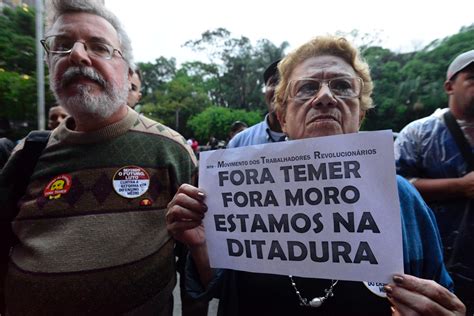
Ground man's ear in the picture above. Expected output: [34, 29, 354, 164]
[444, 80, 454, 95]
[358, 110, 366, 128]
[277, 109, 287, 134]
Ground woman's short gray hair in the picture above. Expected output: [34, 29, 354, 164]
[47, 0, 134, 69]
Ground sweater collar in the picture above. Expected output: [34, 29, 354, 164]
[53, 108, 139, 144]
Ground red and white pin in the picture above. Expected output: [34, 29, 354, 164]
[44, 174, 72, 200]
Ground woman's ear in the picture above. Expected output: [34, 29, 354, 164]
[358, 110, 366, 128]
[277, 110, 287, 134]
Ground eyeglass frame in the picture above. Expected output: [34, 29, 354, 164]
[284, 76, 364, 104]
[40, 35, 124, 60]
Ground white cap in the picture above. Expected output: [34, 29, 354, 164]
[447, 50, 474, 80]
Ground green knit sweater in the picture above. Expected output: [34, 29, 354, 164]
[1, 109, 196, 315]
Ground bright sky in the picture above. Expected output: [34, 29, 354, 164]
[106, 0, 473, 65]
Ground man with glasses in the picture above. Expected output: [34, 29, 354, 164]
[0, 0, 196, 315]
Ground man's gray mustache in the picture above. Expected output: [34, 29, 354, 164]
[60, 67, 107, 89]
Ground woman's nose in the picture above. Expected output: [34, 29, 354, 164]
[310, 83, 337, 107]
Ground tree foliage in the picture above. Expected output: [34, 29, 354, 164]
[0, 5, 36, 74]
[183, 28, 288, 109]
[0, 70, 37, 121]
[137, 25, 474, 139]
[138, 29, 288, 140]
[0, 5, 56, 133]
[187, 106, 261, 142]
[140, 66, 212, 137]
[3, 5, 474, 142]
[138, 57, 177, 102]
[363, 24, 474, 132]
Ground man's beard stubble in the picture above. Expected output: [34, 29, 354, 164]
[51, 66, 129, 120]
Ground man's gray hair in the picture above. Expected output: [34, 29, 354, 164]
[47, 0, 134, 69]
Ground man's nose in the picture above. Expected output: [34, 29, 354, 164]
[68, 41, 92, 66]
[310, 83, 337, 107]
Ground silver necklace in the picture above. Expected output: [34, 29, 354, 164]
[289, 275, 338, 308]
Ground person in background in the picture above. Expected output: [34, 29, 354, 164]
[227, 60, 285, 148]
[0, 138, 14, 170]
[0, 120, 15, 169]
[47, 104, 69, 130]
[127, 67, 142, 110]
[166, 35, 466, 316]
[187, 138, 193, 147]
[228, 120, 248, 141]
[0, 0, 196, 315]
[395, 49, 474, 314]
[191, 138, 199, 154]
[207, 135, 219, 150]
[187, 138, 199, 156]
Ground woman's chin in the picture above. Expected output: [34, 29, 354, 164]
[302, 123, 343, 138]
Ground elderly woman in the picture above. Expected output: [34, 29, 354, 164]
[166, 36, 466, 315]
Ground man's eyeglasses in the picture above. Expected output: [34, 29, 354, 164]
[287, 77, 363, 103]
[40, 35, 123, 60]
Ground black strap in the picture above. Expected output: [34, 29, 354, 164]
[443, 110, 472, 267]
[443, 110, 474, 171]
[9, 130, 51, 209]
[0, 130, 50, 313]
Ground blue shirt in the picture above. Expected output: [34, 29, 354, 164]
[227, 114, 285, 148]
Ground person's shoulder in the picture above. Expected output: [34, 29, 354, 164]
[226, 134, 241, 148]
[131, 114, 181, 140]
[236, 121, 266, 137]
[227, 121, 266, 148]
[396, 110, 446, 147]
[228, 127, 250, 148]
[0, 137, 15, 151]
[131, 114, 196, 160]
[400, 109, 445, 134]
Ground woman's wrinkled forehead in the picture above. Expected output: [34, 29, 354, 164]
[289, 55, 356, 80]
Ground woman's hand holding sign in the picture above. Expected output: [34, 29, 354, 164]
[166, 183, 207, 247]
[385, 274, 466, 316]
[166, 183, 213, 286]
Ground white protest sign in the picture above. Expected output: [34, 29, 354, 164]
[198, 130, 403, 283]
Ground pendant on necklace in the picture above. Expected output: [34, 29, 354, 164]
[289, 275, 338, 308]
[309, 297, 324, 308]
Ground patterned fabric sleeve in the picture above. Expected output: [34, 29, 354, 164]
[397, 176, 454, 291]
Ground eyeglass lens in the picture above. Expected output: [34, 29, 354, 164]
[44, 36, 114, 59]
[293, 77, 361, 100]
